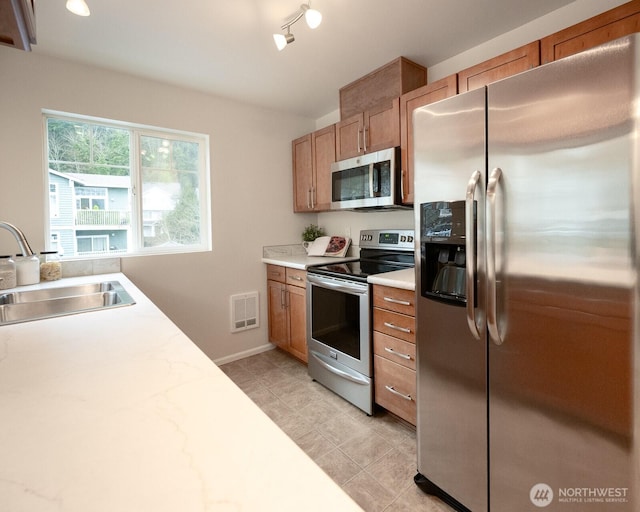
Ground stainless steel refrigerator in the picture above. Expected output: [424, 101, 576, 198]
[413, 35, 639, 512]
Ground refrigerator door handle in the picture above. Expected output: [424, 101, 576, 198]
[465, 170, 482, 340]
[487, 167, 503, 345]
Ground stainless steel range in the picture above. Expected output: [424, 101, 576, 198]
[306, 229, 414, 414]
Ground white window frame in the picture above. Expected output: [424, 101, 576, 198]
[43, 110, 212, 258]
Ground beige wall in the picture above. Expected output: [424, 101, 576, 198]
[0, 48, 316, 362]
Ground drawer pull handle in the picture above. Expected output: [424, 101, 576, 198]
[384, 322, 411, 334]
[289, 275, 304, 281]
[383, 296, 411, 306]
[385, 385, 412, 401]
[384, 347, 412, 360]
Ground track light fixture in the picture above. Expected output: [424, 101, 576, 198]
[66, 0, 90, 16]
[273, 2, 322, 51]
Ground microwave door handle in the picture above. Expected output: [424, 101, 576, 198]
[370, 163, 381, 196]
[369, 164, 375, 198]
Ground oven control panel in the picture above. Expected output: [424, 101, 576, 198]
[359, 229, 415, 251]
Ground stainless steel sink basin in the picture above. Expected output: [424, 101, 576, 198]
[0, 280, 135, 325]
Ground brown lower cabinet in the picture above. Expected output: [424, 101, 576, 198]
[267, 264, 308, 363]
[372, 285, 416, 425]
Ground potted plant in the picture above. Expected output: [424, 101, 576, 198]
[301, 224, 325, 252]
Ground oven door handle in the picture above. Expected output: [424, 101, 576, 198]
[307, 274, 368, 295]
[310, 351, 370, 385]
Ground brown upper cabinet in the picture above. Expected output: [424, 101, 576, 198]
[0, 0, 35, 51]
[458, 41, 540, 93]
[541, 0, 640, 64]
[292, 124, 335, 212]
[399, 75, 458, 205]
[335, 98, 400, 161]
[339, 57, 427, 120]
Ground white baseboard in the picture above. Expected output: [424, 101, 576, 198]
[213, 343, 276, 366]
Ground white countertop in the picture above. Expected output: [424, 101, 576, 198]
[367, 268, 416, 291]
[262, 254, 358, 270]
[0, 273, 362, 512]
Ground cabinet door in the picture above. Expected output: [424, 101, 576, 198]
[287, 284, 308, 363]
[541, 0, 640, 64]
[364, 98, 400, 154]
[373, 307, 415, 343]
[267, 280, 288, 349]
[336, 113, 364, 160]
[372, 284, 417, 317]
[312, 124, 335, 211]
[458, 41, 540, 93]
[399, 75, 457, 204]
[374, 355, 416, 425]
[292, 134, 314, 212]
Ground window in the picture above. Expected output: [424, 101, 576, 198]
[49, 232, 63, 256]
[44, 111, 211, 258]
[49, 183, 59, 218]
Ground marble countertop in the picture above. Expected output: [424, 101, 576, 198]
[262, 244, 357, 270]
[262, 254, 358, 269]
[367, 268, 416, 291]
[0, 273, 362, 512]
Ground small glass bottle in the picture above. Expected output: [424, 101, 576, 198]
[0, 255, 16, 290]
[39, 251, 62, 281]
[15, 254, 40, 286]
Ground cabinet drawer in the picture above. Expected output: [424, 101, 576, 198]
[373, 308, 415, 343]
[286, 268, 307, 288]
[373, 285, 415, 316]
[266, 264, 285, 283]
[374, 355, 416, 425]
[373, 331, 415, 371]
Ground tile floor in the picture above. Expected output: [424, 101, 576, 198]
[219, 348, 455, 512]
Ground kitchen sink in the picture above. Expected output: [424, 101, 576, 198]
[0, 280, 135, 325]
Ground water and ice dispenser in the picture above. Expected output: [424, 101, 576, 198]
[420, 201, 475, 306]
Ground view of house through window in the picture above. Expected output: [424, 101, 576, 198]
[44, 112, 210, 258]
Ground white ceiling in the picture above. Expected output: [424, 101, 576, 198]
[33, 0, 578, 119]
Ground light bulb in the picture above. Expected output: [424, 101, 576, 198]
[304, 8, 322, 29]
[273, 32, 294, 51]
[273, 33, 287, 51]
[66, 0, 90, 16]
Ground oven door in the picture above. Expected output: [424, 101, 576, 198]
[306, 273, 371, 377]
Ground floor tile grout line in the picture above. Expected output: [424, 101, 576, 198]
[220, 349, 455, 512]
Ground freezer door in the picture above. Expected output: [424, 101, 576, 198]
[413, 87, 488, 512]
[487, 36, 637, 511]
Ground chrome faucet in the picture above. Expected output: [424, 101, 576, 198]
[0, 222, 35, 257]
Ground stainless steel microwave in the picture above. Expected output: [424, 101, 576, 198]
[330, 147, 405, 210]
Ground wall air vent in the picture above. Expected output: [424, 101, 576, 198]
[230, 292, 259, 333]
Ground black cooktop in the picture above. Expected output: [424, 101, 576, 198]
[307, 249, 415, 283]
